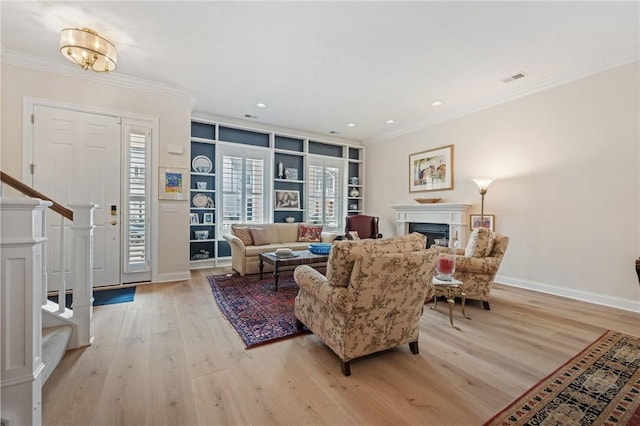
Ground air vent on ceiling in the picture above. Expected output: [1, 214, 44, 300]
[244, 114, 258, 119]
[329, 130, 340, 135]
[501, 72, 527, 83]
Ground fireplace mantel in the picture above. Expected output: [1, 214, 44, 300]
[390, 203, 472, 245]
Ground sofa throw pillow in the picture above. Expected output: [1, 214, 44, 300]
[250, 227, 270, 246]
[464, 227, 496, 257]
[297, 224, 323, 242]
[231, 226, 254, 246]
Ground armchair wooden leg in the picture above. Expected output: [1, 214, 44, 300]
[341, 360, 351, 376]
[482, 301, 491, 310]
[409, 341, 419, 354]
[295, 319, 305, 331]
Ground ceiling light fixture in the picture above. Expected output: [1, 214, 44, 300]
[60, 28, 117, 73]
[431, 101, 443, 106]
[256, 103, 267, 108]
[386, 119, 395, 124]
[347, 123, 355, 127]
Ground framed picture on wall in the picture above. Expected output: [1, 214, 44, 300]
[275, 190, 300, 209]
[470, 214, 495, 231]
[409, 145, 454, 192]
[159, 167, 188, 200]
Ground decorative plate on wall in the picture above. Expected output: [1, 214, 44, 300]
[192, 193, 208, 208]
[192, 155, 212, 173]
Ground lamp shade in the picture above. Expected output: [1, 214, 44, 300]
[472, 178, 494, 191]
[60, 28, 117, 72]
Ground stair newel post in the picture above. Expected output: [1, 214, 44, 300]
[68, 203, 96, 347]
[57, 215, 66, 313]
[1, 197, 52, 426]
[41, 207, 49, 306]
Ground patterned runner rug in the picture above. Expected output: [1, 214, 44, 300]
[484, 330, 640, 426]
[208, 270, 310, 348]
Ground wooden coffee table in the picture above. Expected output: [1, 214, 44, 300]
[259, 250, 329, 291]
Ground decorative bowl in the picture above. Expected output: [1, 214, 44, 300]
[414, 198, 441, 204]
[285, 216, 295, 223]
[309, 243, 332, 255]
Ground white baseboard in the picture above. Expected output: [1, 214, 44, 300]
[153, 271, 192, 283]
[496, 275, 640, 313]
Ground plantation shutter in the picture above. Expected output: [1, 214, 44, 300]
[307, 158, 342, 232]
[124, 127, 150, 274]
[220, 146, 268, 229]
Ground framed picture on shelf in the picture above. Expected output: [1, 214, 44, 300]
[470, 214, 495, 231]
[409, 145, 454, 192]
[159, 167, 188, 200]
[190, 213, 199, 224]
[275, 190, 300, 209]
[203, 213, 214, 224]
[284, 168, 298, 180]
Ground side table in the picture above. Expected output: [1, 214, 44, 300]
[430, 277, 470, 330]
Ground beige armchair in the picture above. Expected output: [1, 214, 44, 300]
[293, 233, 437, 376]
[432, 229, 509, 310]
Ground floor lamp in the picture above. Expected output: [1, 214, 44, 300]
[472, 178, 494, 228]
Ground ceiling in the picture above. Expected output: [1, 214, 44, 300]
[1, 1, 638, 144]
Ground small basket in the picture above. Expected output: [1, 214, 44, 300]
[309, 243, 332, 255]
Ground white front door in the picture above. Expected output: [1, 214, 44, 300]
[31, 105, 121, 288]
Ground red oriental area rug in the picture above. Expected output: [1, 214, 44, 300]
[208, 270, 310, 348]
[484, 330, 640, 426]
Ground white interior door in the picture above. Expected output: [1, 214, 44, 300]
[32, 105, 121, 288]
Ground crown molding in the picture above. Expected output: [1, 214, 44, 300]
[1, 48, 192, 101]
[365, 44, 640, 145]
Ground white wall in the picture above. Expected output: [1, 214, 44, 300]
[366, 62, 640, 311]
[1, 63, 192, 281]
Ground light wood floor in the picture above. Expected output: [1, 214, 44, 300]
[43, 268, 640, 426]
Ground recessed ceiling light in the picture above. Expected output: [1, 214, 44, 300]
[385, 119, 395, 124]
[347, 123, 355, 127]
[432, 101, 443, 106]
[256, 102, 267, 108]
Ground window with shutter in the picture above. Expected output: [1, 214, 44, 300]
[307, 157, 342, 232]
[124, 127, 150, 274]
[220, 145, 269, 230]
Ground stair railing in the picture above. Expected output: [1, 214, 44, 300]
[0, 171, 94, 347]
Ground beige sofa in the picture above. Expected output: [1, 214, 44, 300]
[222, 223, 338, 276]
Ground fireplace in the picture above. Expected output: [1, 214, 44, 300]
[408, 222, 449, 248]
[391, 203, 472, 247]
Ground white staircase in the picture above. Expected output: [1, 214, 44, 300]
[1, 197, 95, 426]
[41, 325, 73, 384]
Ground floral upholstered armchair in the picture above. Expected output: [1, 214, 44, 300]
[293, 233, 437, 376]
[433, 228, 509, 310]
